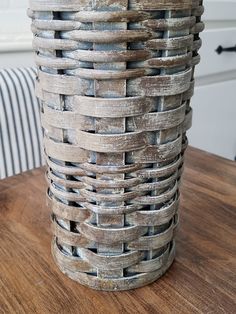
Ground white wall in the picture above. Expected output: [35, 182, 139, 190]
[0, 0, 34, 68]
[188, 0, 236, 160]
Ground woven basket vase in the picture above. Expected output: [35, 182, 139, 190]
[29, 0, 204, 291]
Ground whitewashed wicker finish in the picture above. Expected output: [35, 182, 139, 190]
[29, 0, 204, 290]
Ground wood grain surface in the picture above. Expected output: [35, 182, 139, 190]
[0, 146, 235, 313]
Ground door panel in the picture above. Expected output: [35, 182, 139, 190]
[196, 28, 236, 78]
[189, 80, 236, 160]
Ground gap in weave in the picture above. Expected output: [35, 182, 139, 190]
[123, 269, 139, 277]
[53, 10, 79, 257]
[142, 219, 173, 237]
[56, 240, 75, 257]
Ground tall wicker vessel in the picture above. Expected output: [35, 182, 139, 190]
[29, 0, 204, 291]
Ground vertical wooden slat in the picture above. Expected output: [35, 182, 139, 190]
[93, 0, 128, 279]
[150, 9, 191, 259]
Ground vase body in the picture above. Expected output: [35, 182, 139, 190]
[29, 0, 204, 290]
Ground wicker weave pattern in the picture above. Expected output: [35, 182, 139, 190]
[29, 0, 204, 290]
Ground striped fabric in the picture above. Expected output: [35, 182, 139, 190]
[0, 68, 44, 179]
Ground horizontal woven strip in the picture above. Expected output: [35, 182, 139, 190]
[38, 68, 192, 96]
[53, 239, 173, 272]
[30, 0, 197, 11]
[42, 101, 186, 126]
[44, 136, 183, 162]
[29, 10, 201, 30]
[52, 215, 177, 248]
[52, 241, 175, 290]
[47, 180, 179, 219]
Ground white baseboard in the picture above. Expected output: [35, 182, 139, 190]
[0, 51, 34, 69]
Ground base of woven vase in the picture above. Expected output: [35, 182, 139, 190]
[52, 240, 175, 291]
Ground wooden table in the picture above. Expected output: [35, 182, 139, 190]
[0, 147, 235, 314]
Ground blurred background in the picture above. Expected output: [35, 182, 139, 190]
[0, 0, 236, 179]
